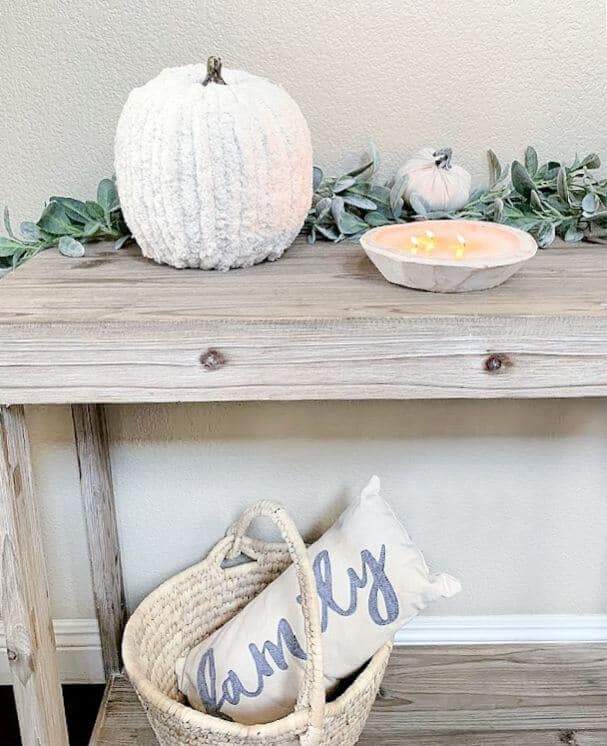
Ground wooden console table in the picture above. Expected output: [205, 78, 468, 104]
[1, 238, 606, 744]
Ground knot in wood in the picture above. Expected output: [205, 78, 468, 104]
[7, 648, 17, 662]
[199, 348, 226, 371]
[559, 731, 578, 746]
[484, 353, 509, 373]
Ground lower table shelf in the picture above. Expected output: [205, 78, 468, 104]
[90, 644, 607, 745]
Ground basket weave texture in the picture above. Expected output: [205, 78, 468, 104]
[123, 501, 392, 745]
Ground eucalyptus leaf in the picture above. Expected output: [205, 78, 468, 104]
[50, 197, 90, 223]
[540, 161, 562, 179]
[37, 202, 71, 235]
[344, 182, 371, 197]
[367, 142, 380, 179]
[97, 178, 119, 211]
[543, 193, 570, 213]
[331, 196, 346, 228]
[83, 221, 103, 237]
[369, 186, 393, 207]
[316, 224, 341, 241]
[364, 211, 390, 227]
[342, 194, 377, 210]
[525, 146, 538, 176]
[86, 201, 105, 221]
[581, 153, 601, 170]
[512, 217, 540, 233]
[391, 197, 404, 219]
[409, 193, 429, 216]
[556, 167, 570, 204]
[582, 193, 597, 214]
[530, 190, 544, 211]
[535, 222, 556, 248]
[390, 174, 407, 200]
[114, 234, 132, 250]
[488, 150, 502, 185]
[511, 161, 534, 200]
[312, 166, 323, 191]
[11, 247, 26, 268]
[564, 226, 584, 242]
[337, 212, 369, 235]
[347, 183, 391, 206]
[58, 236, 85, 258]
[468, 187, 486, 202]
[344, 160, 374, 181]
[315, 196, 332, 217]
[332, 176, 357, 194]
[502, 205, 526, 219]
[493, 197, 504, 222]
[20, 221, 42, 241]
[0, 237, 25, 256]
[390, 176, 407, 218]
[3, 206, 15, 239]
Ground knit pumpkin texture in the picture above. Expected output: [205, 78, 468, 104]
[115, 58, 312, 270]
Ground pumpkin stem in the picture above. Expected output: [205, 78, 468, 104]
[433, 148, 453, 170]
[203, 56, 227, 86]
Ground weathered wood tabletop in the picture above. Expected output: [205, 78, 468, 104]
[1, 238, 606, 403]
[2, 238, 606, 746]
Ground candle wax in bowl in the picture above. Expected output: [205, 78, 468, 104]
[366, 221, 535, 266]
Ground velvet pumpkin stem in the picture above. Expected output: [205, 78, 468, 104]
[203, 56, 227, 86]
[433, 148, 453, 169]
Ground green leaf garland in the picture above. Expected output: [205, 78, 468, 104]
[0, 177, 131, 269]
[306, 145, 607, 249]
[2, 146, 606, 270]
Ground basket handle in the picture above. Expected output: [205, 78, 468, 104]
[223, 501, 324, 746]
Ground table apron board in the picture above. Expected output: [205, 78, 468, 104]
[1, 316, 607, 403]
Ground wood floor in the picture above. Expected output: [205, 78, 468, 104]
[91, 645, 607, 745]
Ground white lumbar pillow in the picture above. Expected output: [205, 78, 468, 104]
[176, 477, 461, 725]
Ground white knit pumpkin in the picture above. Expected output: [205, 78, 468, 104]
[115, 57, 312, 270]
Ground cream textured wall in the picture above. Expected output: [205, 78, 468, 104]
[2, 1, 607, 622]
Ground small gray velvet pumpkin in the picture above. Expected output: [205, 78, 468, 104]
[115, 57, 312, 270]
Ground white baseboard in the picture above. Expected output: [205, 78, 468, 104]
[0, 619, 105, 685]
[1, 615, 606, 685]
[394, 614, 607, 645]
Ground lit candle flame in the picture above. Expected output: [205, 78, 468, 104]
[403, 231, 468, 259]
[455, 233, 466, 259]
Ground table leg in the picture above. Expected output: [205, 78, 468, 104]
[0, 405, 69, 746]
[72, 404, 126, 677]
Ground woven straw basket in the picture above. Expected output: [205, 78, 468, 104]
[123, 501, 392, 745]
